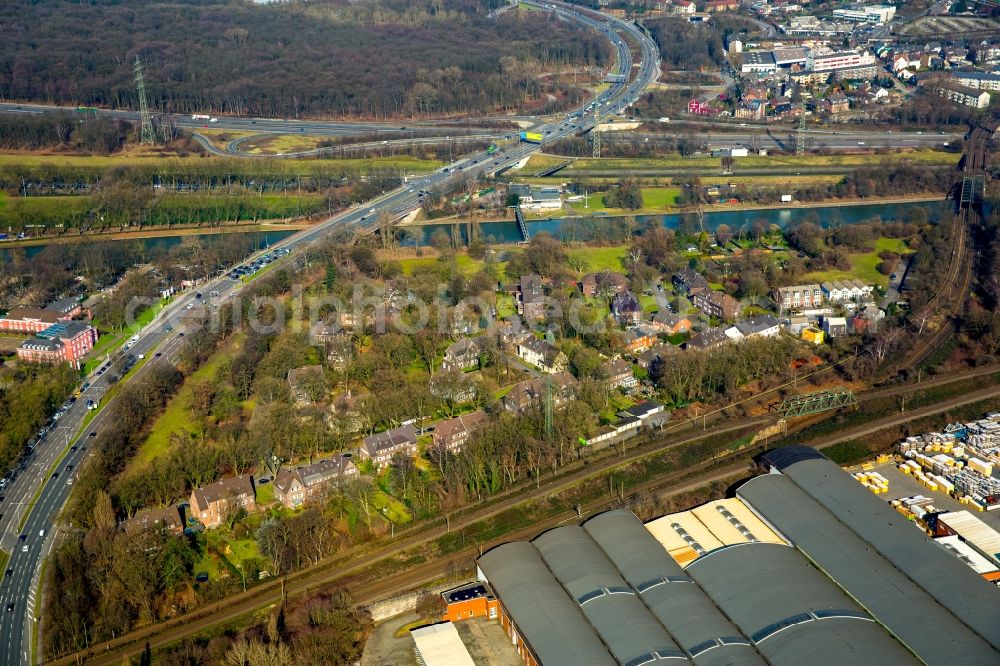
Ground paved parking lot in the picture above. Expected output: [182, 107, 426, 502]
[872, 461, 1000, 532]
[360, 612, 522, 666]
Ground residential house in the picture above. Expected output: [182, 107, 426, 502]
[190, 476, 257, 529]
[433, 411, 489, 454]
[704, 0, 737, 11]
[273, 455, 359, 508]
[502, 372, 577, 414]
[310, 320, 341, 345]
[518, 274, 546, 321]
[693, 290, 741, 322]
[16, 321, 98, 370]
[673, 0, 696, 13]
[611, 291, 643, 326]
[650, 313, 691, 336]
[732, 314, 781, 339]
[823, 92, 850, 114]
[635, 343, 675, 370]
[622, 326, 658, 354]
[442, 338, 481, 372]
[331, 391, 364, 435]
[773, 284, 823, 311]
[286, 365, 325, 405]
[498, 320, 533, 352]
[851, 305, 885, 334]
[785, 315, 811, 335]
[580, 271, 628, 298]
[685, 326, 731, 350]
[360, 424, 418, 469]
[325, 333, 354, 370]
[672, 268, 709, 297]
[602, 358, 637, 391]
[821, 279, 874, 304]
[517, 338, 567, 373]
[120, 506, 184, 535]
[924, 80, 991, 109]
[823, 316, 848, 338]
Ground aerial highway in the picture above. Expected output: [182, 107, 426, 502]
[0, 102, 504, 139]
[0, 1, 661, 663]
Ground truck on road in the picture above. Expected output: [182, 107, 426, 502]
[520, 131, 544, 144]
[192, 114, 210, 120]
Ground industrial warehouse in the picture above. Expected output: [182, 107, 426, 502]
[471, 447, 1000, 666]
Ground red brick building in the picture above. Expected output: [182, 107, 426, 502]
[440, 582, 499, 623]
[16, 322, 97, 370]
[0, 298, 82, 333]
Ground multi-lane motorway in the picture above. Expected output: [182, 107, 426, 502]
[0, 1, 661, 663]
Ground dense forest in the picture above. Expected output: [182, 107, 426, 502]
[0, 0, 611, 118]
[646, 17, 725, 71]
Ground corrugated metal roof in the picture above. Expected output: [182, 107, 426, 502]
[646, 513, 724, 562]
[410, 622, 476, 666]
[686, 542, 916, 666]
[936, 535, 1000, 575]
[584, 511, 767, 666]
[938, 511, 1000, 566]
[738, 473, 1000, 665]
[477, 542, 616, 666]
[778, 457, 1000, 650]
[533, 526, 688, 665]
[758, 444, 825, 471]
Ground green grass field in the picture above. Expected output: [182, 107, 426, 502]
[804, 237, 911, 286]
[567, 246, 627, 274]
[397, 253, 483, 277]
[567, 187, 681, 214]
[527, 148, 959, 176]
[129, 333, 245, 469]
[0, 192, 329, 229]
[0, 152, 442, 174]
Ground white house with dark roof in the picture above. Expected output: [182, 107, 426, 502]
[517, 338, 567, 373]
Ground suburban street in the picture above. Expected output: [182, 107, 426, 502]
[0, 1, 662, 662]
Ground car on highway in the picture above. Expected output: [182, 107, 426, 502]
[65, 464, 73, 471]
[51, 472, 59, 479]
[5, 569, 11, 578]
[70, 446, 77, 452]
[6, 604, 13, 612]
[18, 534, 25, 542]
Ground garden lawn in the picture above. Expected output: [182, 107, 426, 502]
[373, 490, 411, 524]
[256, 482, 276, 506]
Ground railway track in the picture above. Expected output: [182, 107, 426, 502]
[890, 124, 989, 378]
[50, 362, 1000, 665]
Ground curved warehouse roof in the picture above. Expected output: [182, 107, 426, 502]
[738, 473, 1000, 665]
[476, 541, 615, 666]
[775, 455, 1000, 650]
[533, 526, 686, 666]
[687, 542, 916, 666]
[584, 510, 767, 666]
